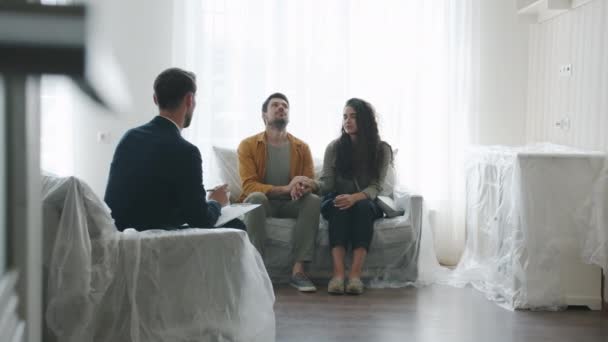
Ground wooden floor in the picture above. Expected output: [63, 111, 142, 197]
[274, 284, 608, 342]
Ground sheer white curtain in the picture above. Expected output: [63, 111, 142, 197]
[40, 0, 75, 176]
[40, 76, 75, 176]
[172, 0, 479, 265]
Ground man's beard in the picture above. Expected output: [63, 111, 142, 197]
[184, 112, 192, 128]
[269, 118, 288, 130]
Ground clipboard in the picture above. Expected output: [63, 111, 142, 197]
[214, 203, 260, 227]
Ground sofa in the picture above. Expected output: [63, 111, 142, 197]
[213, 146, 423, 286]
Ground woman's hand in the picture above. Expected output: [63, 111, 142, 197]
[289, 176, 316, 200]
[333, 192, 366, 210]
[290, 182, 306, 200]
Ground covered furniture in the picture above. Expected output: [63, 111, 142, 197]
[456, 144, 606, 310]
[213, 146, 423, 286]
[42, 175, 275, 342]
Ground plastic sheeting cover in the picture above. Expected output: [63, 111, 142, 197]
[212, 146, 428, 288]
[450, 144, 607, 310]
[577, 161, 608, 273]
[42, 175, 276, 342]
[259, 189, 423, 287]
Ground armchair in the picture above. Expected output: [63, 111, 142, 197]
[42, 175, 275, 342]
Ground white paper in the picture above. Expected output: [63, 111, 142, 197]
[377, 195, 405, 217]
[377, 196, 398, 210]
[215, 203, 260, 227]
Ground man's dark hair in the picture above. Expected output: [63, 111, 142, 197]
[261, 92, 289, 113]
[153, 68, 197, 110]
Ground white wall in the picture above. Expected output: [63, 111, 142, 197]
[526, 0, 608, 304]
[477, 0, 529, 146]
[71, 0, 531, 197]
[527, 0, 608, 150]
[71, 0, 175, 196]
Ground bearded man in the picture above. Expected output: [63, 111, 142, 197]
[237, 93, 320, 292]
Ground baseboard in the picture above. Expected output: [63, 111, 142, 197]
[565, 295, 603, 310]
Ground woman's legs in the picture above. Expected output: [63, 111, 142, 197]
[349, 247, 367, 279]
[348, 199, 381, 278]
[331, 246, 346, 279]
[326, 198, 380, 291]
[327, 207, 350, 279]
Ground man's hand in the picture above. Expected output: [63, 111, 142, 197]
[268, 176, 316, 199]
[208, 184, 229, 207]
[289, 176, 315, 200]
[333, 193, 366, 210]
[290, 181, 311, 200]
[288, 176, 309, 189]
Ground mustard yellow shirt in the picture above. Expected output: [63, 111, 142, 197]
[237, 131, 315, 202]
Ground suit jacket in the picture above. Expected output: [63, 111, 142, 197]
[104, 116, 221, 231]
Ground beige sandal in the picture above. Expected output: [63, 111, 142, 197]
[327, 277, 345, 294]
[346, 277, 364, 295]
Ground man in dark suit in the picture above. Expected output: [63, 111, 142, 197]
[104, 68, 244, 231]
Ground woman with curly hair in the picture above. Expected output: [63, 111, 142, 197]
[318, 98, 393, 295]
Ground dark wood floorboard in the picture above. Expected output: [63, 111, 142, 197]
[274, 284, 608, 342]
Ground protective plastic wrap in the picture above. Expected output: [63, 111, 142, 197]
[42, 175, 276, 342]
[576, 161, 608, 273]
[261, 189, 422, 287]
[213, 146, 423, 288]
[451, 144, 606, 310]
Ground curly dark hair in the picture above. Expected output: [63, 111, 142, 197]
[335, 98, 393, 181]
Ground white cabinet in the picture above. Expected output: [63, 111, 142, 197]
[460, 144, 604, 309]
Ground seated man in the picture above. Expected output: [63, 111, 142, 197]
[238, 92, 320, 292]
[105, 67, 244, 231]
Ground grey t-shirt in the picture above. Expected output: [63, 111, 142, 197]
[264, 142, 291, 189]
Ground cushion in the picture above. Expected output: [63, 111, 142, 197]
[212, 146, 242, 203]
[381, 148, 398, 196]
[213, 146, 398, 200]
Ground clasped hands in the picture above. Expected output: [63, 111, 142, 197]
[289, 176, 315, 200]
[333, 192, 367, 210]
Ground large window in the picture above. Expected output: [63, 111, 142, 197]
[40, 76, 74, 176]
[40, 0, 75, 177]
[173, 0, 479, 264]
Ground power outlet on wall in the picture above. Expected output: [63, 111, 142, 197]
[559, 64, 572, 77]
[555, 117, 571, 131]
[97, 131, 112, 144]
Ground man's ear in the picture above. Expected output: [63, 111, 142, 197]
[153, 94, 159, 105]
[185, 92, 194, 108]
[262, 112, 267, 125]
[186, 92, 195, 107]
